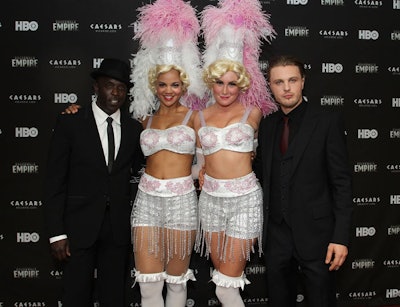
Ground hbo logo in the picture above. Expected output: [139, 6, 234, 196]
[322, 63, 343, 73]
[54, 93, 78, 103]
[358, 129, 378, 139]
[356, 227, 376, 237]
[15, 127, 38, 138]
[359, 30, 379, 40]
[287, 0, 308, 4]
[17, 232, 40, 243]
[93, 58, 104, 69]
[15, 21, 39, 31]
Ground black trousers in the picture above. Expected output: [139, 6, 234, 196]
[62, 210, 130, 307]
[265, 219, 337, 307]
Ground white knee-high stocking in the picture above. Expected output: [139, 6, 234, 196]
[135, 271, 166, 307]
[212, 270, 250, 307]
[165, 269, 196, 307]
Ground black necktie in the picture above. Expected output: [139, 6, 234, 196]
[280, 116, 289, 155]
[106, 117, 115, 173]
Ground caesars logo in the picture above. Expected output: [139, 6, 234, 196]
[355, 226, 376, 237]
[388, 66, 400, 75]
[90, 23, 122, 32]
[348, 291, 376, 299]
[354, 98, 382, 107]
[53, 20, 79, 31]
[354, 0, 383, 7]
[383, 259, 400, 268]
[14, 303, 46, 307]
[11, 200, 42, 209]
[9, 94, 42, 104]
[15, 21, 38, 31]
[49, 59, 82, 68]
[321, 0, 344, 5]
[50, 270, 63, 278]
[353, 197, 380, 206]
[243, 298, 269, 304]
[387, 164, 400, 172]
[319, 29, 348, 39]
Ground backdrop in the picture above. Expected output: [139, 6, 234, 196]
[1, 0, 399, 306]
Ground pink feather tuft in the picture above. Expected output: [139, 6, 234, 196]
[202, 0, 275, 46]
[135, 0, 200, 47]
[201, 0, 278, 115]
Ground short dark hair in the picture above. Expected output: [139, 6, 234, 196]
[266, 55, 305, 81]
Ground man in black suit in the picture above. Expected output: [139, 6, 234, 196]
[254, 55, 353, 307]
[44, 58, 144, 306]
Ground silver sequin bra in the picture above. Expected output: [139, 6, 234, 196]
[140, 110, 195, 157]
[198, 108, 254, 156]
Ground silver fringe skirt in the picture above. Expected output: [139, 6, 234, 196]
[195, 172, 263, 262]
[131, 173, 198, 262]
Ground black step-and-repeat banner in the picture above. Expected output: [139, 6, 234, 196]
[1, 0, 399, 306]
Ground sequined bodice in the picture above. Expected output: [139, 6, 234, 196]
[140, 110, 195, 156]
[198, 108, 254, 155]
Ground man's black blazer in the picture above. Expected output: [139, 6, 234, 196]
[254, 103, 353, 260]
[44, 106, 143, 248]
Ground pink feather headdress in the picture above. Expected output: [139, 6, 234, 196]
[201, 0, 278, 115]
[129, 0, 206, 119]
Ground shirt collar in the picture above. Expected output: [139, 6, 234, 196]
[92, 101, 121, 126]
[280, 99, 307, 121]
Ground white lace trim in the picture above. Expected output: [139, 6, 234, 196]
[202, 172, 259, 197]
[139, 173, 195, 197]
[133, 270, 167, 287]
[211, 270, 250, 290]
[166, 269, 196, 287]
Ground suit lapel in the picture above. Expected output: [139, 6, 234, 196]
[113, 113, 130, 170]
[84, 107, 109, 171]
[263, 115, 279, 183]
[290, 105, 319, 177]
